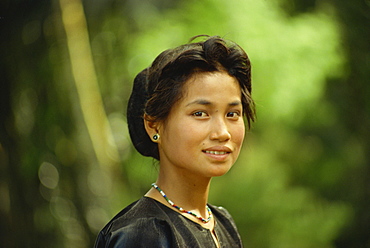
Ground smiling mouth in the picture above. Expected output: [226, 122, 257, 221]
[203, 151, 230, 155]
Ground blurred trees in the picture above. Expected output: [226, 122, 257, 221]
[279, 0, 370, 247]
[0, 0, 368, 247]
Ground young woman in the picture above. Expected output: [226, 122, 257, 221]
[95, 35, 255, 248]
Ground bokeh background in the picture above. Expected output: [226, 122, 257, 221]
[1, 0, 369, 247]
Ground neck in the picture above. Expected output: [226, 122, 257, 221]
[147, 166, 212, 217]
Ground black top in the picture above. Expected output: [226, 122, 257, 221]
[94, 197, 243, 248]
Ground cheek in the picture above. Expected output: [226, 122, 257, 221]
[160, 124, 200, 161]
[163, 122, 197, 146]
[177, 123, 203, 143]
[233, 125, 245, 147]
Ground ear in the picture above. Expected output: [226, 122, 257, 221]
[144, 114, 161, 142]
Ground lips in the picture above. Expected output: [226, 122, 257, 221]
[203, 146, 232, 153]
[202, 146, 232, 161]
[204, 150, 228, 155]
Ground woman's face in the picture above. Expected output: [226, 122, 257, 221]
[156, 71, 245, 179]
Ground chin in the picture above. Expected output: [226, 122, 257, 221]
[208, 167, 232, 178]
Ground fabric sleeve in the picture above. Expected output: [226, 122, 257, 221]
[94, 217, 175, 248]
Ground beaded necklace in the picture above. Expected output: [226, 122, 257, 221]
[151, 183, 213, 223]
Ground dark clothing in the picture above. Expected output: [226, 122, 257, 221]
[95, 197, 243, 248]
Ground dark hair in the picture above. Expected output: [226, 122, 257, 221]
[127, 35, 255, 160]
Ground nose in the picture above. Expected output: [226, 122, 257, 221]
[209, 117, 231, 142]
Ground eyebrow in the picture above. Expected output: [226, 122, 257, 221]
[186, 99, 242, 107]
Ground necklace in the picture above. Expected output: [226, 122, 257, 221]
[151, 183, 213, 223]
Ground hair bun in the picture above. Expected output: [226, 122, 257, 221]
[127, 68, 159, 160]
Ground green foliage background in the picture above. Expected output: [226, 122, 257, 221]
[0, 0, 368, 247]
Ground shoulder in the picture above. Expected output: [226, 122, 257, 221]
[209, 204, 235, 223]
[211, 204, 239, 231]
[210, 204, 231, 215]
[94, 197, 175, 248]
[210, 204, 243, 247]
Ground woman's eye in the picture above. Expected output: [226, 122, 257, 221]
[227, 111, 241, 119]
[192, 111, 208, 117]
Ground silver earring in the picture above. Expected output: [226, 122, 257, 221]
[153, 134, 160, 141]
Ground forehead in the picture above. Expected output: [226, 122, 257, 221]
[180, 71, 241, 101]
